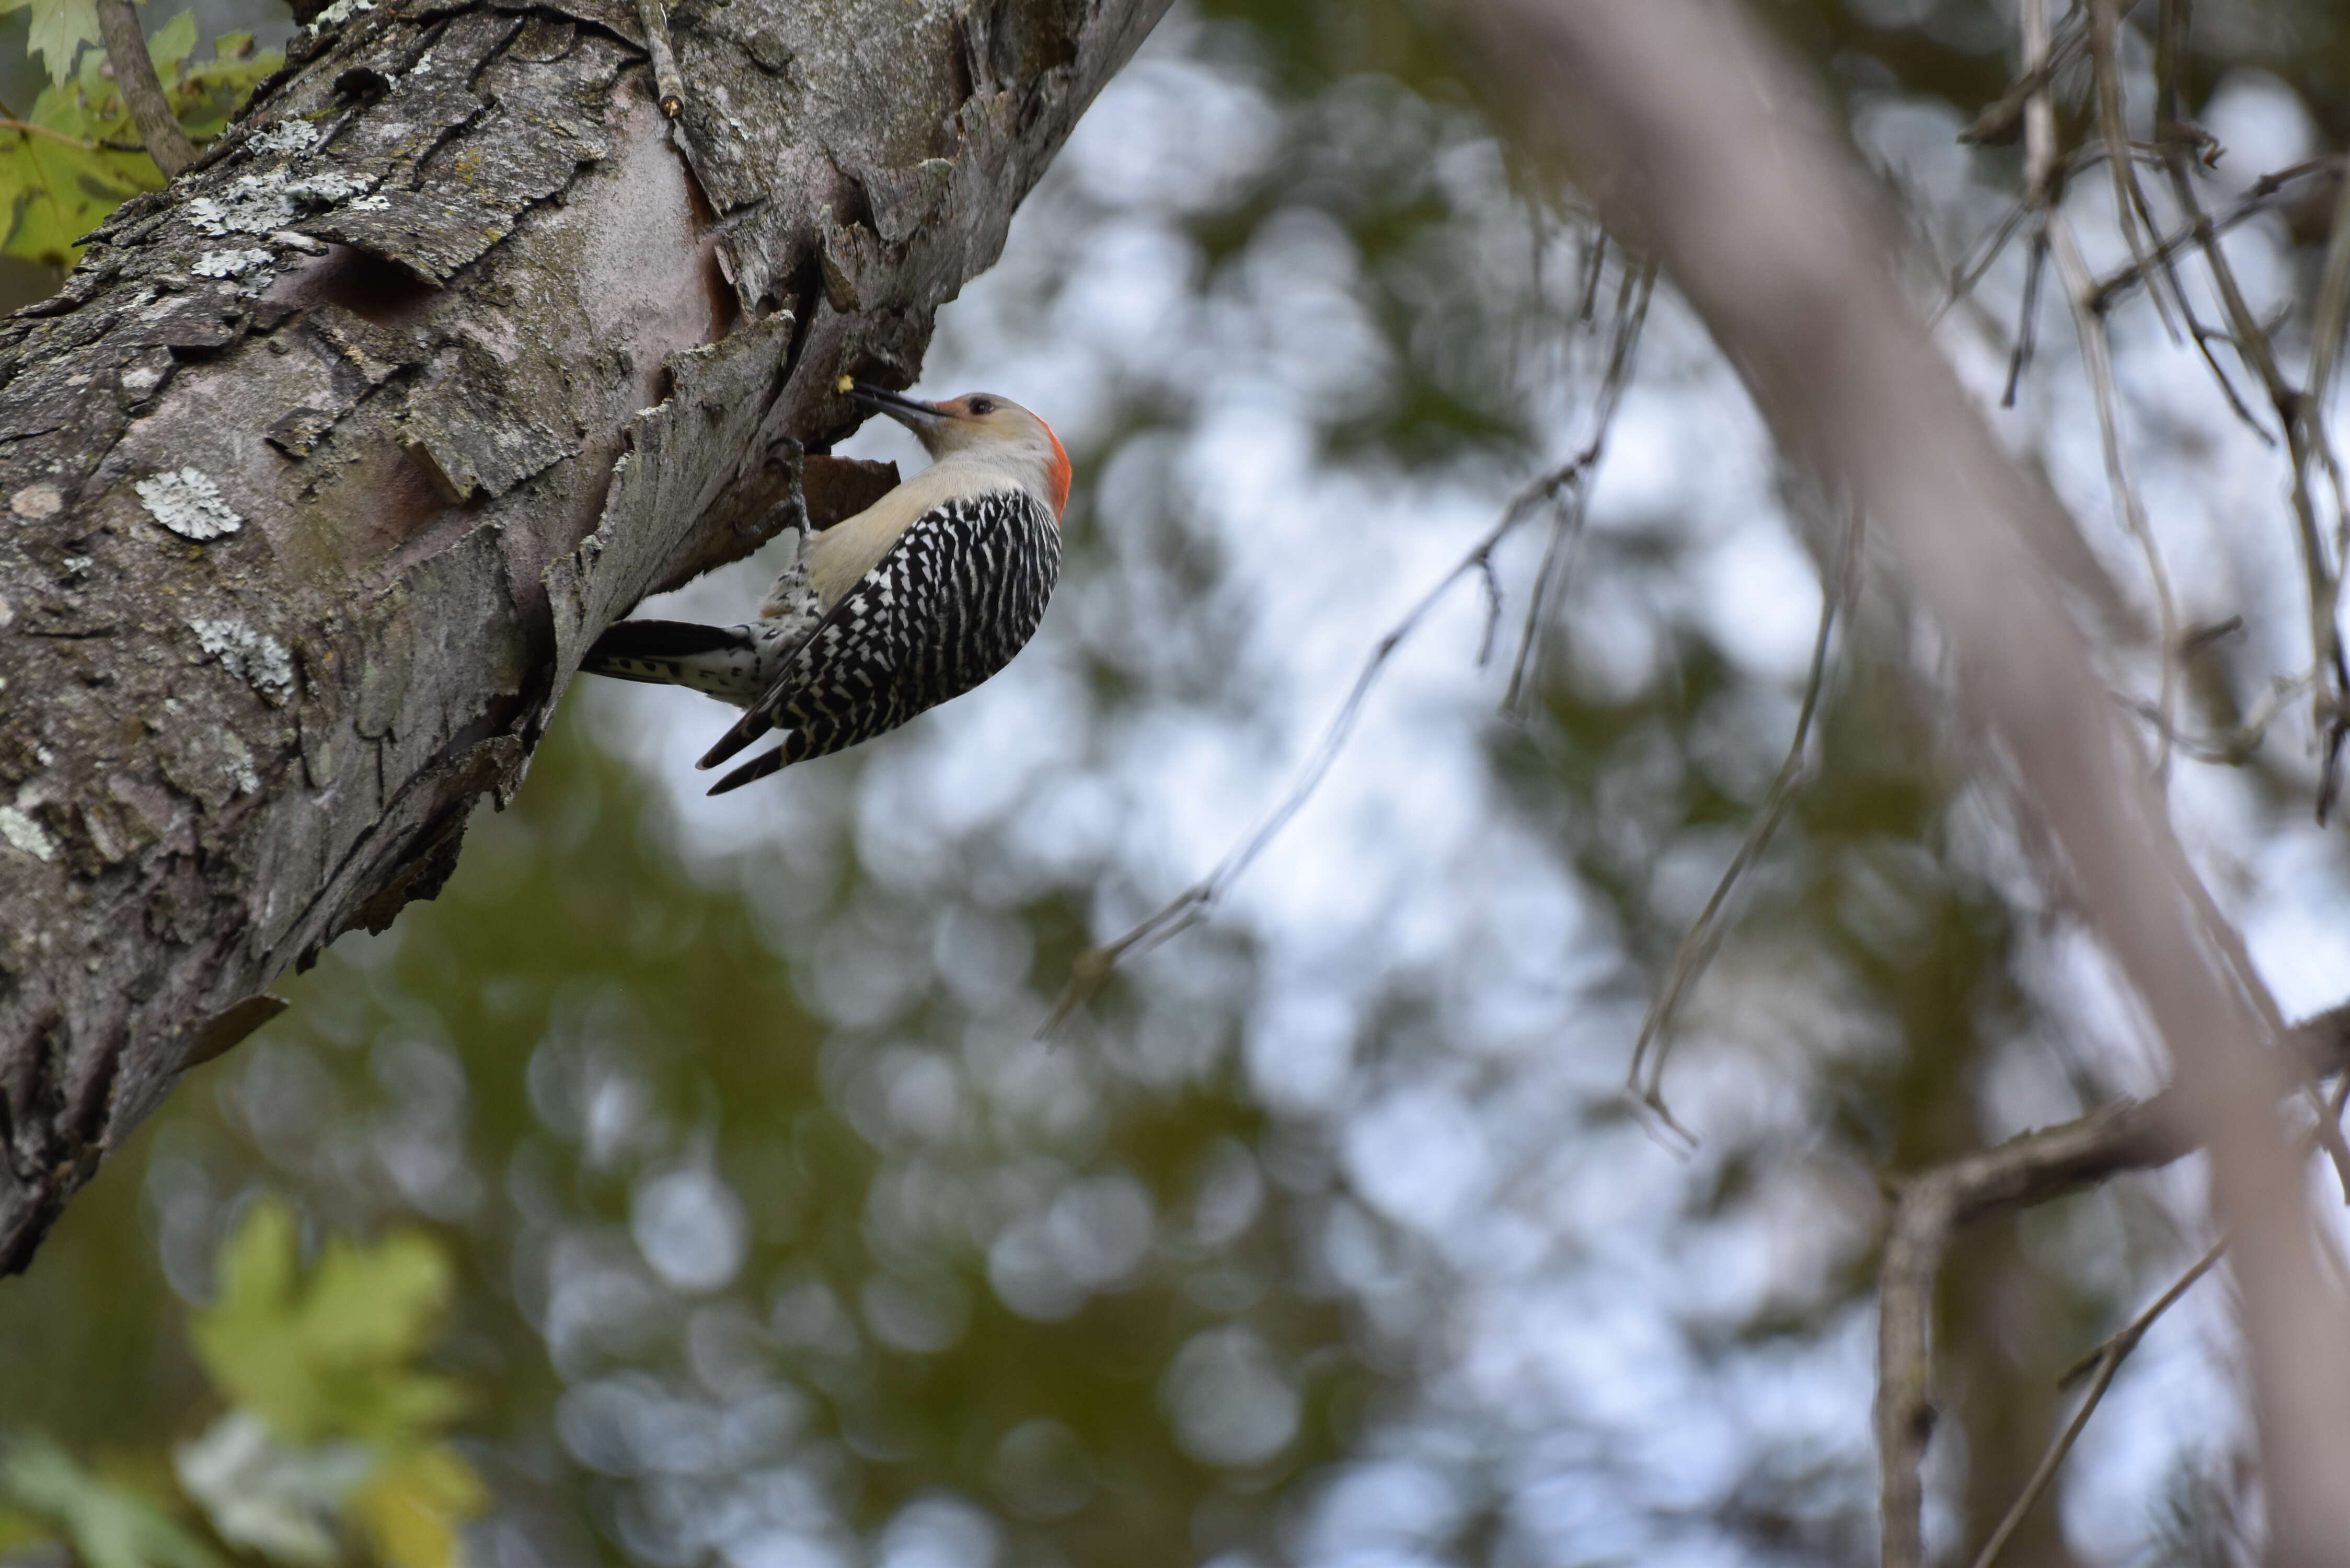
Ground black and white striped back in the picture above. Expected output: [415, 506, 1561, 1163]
[703, 487, 1062, 790]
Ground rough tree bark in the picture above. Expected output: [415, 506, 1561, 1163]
[0, 0, 1168, 1270]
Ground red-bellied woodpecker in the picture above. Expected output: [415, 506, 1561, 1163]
[582, 382, 1071, 794]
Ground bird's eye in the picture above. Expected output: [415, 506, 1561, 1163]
[967, 398, 996, 416]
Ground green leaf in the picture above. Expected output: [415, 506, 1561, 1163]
[0, 121, 158, 268]
[172, 35, 285, 141]
[173, 1412, 374, 1567]
[0, 1436, 221, 1568]
[144, 8, 194, 77]
[0, 14, 281, 266]
[349, 1445, 485, 1568]
[189, 1200, 468, 1448]
[4, 0, 103, 86]
[0, 1501, 61, 1559]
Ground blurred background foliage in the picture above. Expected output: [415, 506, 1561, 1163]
[9, 0, 2350, 1564]
[0, 0, 280, 269]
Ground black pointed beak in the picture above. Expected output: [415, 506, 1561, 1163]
[848, 381, 945, 430]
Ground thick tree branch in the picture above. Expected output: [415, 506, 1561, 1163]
[94, 0, 198, 177]
[0, 0, 1169, 1271]
[1880, 1005, 2350, 1568]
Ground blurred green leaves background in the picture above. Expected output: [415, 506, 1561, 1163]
[2, 1198, 477, 1568]
[0, 1, 278, 268]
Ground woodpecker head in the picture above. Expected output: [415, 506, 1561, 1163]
[849, 381, 1072, 521]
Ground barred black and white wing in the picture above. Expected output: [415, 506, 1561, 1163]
[697, 488, 1062, 793]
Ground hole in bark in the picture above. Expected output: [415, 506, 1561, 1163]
[705, 248, 741, 341]
[332, 65, 394, 102]
[667, 142, 739, 342]
[279, 244, 440, 328]
[781, 248, 822, 375]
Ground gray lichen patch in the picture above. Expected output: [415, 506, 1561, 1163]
[187, 169, 380, 237]
[135, 468, 245, 541]
[193, 248, 277, 279]
[306, 0, 376, 32]
[0, 806, 57, 863]
[189, 620, 297, 703]
[247, 119, 324, 158]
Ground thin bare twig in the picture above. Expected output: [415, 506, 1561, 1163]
[1969, 1236, 2229, 1568]
[1041, 241, 1657, 1040]
[1623, 512, 1858, 1138]
[2084, 157, 2340, 315]
[2124, 671, 2312, 764]
[1574, 228, 1609, 322]
[632, 0, 686, 117]
[1936, 202, 2028, 325]
[1958, 15, 2087, 148]
[2086, 0, 2180, 342]
[2046, 215, 2184, 779]
[1039, 461, 1584, 1038]
[1, 117, 133, 152]
[2307, 172, 2350, 439]
[2149, 1, 2350, 821]
[2307, 166, 2350, 797]
[93, 0, 195, 176]
[2060, 1237, 2228, 1389]
[1504, 259, 1654, 713]
[2000, 234, 2048, 409]
[2000, 36, 2061, 417]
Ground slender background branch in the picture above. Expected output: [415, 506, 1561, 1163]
[1044, 250, 1656, 1037]
[93, 0, 194, 176]
[1435, 0, 2350, 1560]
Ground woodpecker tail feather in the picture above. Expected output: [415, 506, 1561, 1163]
[706, 746, 789, 795]
[586, 619, 744, 669]
[696, 700, 775, 771]
[583, 620, 769, 706]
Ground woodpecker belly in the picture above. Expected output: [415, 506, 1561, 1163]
[696, 487, 1061, 792]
